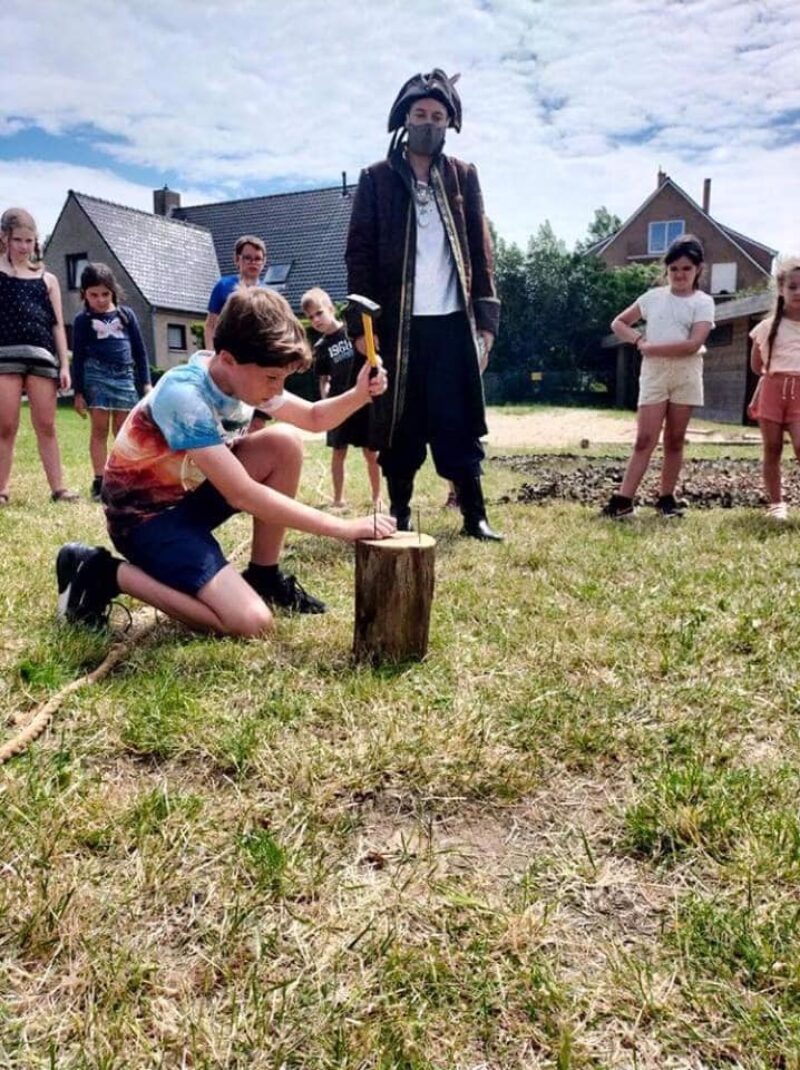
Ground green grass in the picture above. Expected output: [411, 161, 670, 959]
[2, 408, 800, 1068]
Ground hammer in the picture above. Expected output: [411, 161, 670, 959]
[346, 294, 381, 370]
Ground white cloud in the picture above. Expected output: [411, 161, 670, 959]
[0, 159, 213, 240]
[1, 0, 798, 250]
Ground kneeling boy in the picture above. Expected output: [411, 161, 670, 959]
[56, 288, 396, 636]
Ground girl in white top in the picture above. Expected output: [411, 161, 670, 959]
[748, 255, 800, 520]
[602, 235, 715, 519]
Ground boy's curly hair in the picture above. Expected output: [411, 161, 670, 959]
[214, 287, 312, 370]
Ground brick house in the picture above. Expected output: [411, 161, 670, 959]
[46, 191, 219, 369]
[594, 172, 776, 422]
[45, 181, 355, 371]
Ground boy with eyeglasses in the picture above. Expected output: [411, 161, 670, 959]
[204, 235, 269, 349]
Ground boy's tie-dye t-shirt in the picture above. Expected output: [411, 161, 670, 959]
[104, 351, 285, 540]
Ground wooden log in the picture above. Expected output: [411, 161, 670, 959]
[353, 532, 436, 663]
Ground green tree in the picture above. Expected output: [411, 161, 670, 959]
[490, 217, 660, 402]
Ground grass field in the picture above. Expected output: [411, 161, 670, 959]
[2, 408, 800, 1069]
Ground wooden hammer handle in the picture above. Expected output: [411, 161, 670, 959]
[361, 314, 379, 367]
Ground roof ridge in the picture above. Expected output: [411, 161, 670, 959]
[178, 183, 356, 212]
[71, 190, 211, 234]
[718, 222, 777, 257]
[590, 176, 771, 276]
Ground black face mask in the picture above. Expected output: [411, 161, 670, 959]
[406, 122, 446, 156]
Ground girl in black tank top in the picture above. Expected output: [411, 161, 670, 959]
[0, 207, 78, 504]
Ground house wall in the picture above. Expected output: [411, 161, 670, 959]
[600, 185, 767, 294]
[45, 197, 155, 361]
[702, 317, 756, 424]
[152, 310, 203, 369]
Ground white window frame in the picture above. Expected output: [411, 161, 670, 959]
[648, 220, 685, 255]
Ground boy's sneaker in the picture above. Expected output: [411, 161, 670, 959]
[600, 493, 635, 520]
[90, 475, 103, 502]
[242, 566, 326, 614]
[56, 543, 119, 629]
[655, 494, 686, 519]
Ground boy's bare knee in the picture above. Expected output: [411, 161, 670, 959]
[228, 601, 274, 638]
[272, 423, 303, 457]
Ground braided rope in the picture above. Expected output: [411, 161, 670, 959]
[0, 617, 157, 764]
[0, 539, 251, 766]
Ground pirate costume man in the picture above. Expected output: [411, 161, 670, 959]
[345, 68, 503, 540]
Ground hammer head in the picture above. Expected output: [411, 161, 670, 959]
[346, 293, 381, 320]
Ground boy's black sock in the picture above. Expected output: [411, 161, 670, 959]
[242, 562, 280, 591]
[91, 548, 122, 599]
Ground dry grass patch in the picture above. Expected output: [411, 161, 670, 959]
[3, 412, 800, 1067]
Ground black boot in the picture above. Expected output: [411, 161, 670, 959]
[454, 475, 504, 542]
[387, 475, 414, 532]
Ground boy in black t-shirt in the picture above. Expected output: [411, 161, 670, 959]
[302, 288, 382, 509]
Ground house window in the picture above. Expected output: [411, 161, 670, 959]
[711, 262, 737, 295]
[647, 220, 684, 255]
[167, 324, 187, 351]
[263, 263, 292, 286]
[66, 253, 89, 290]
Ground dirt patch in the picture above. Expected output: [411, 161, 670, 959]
[493, 453, 786, 509]
[487, 410, 635, 449]
[484, 410, 759, 450]
[299, 410, 758, 450]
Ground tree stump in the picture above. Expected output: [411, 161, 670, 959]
[353, 532, 436, 663]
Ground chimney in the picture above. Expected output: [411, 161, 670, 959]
[341, 171, 348, 197]
[153, 186, 181, 217]
[702, 178, 711, 214]
[657, 168, 668, 188]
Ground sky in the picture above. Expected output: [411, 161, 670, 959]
[2, 0, 799, 255]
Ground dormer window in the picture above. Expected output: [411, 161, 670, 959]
[264, 263, 292, 285]
[648, 220, 684, 255]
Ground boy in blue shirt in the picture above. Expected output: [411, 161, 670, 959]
[204, 235, 268, 349]
[56, 288, 395, 636]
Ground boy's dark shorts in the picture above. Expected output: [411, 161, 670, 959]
[110, 480, 238, 595]
[326, 406, 373, 450]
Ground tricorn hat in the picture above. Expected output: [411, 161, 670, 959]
[387, 69, 462, 132]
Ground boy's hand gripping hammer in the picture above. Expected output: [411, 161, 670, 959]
[346, 294, 381, 373]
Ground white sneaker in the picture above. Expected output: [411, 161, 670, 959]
[766, 501, 789, 521]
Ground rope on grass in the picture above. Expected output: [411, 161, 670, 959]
[0, 539, 251, 766]
[0, 618, 157, 765]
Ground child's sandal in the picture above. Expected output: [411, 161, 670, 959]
[51, 488, 80, 503]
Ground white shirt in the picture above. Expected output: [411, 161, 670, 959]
[411, 181, 462, 317]
[637, 286, 715, 347]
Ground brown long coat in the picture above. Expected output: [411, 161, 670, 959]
[345, 150, 501, 449]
